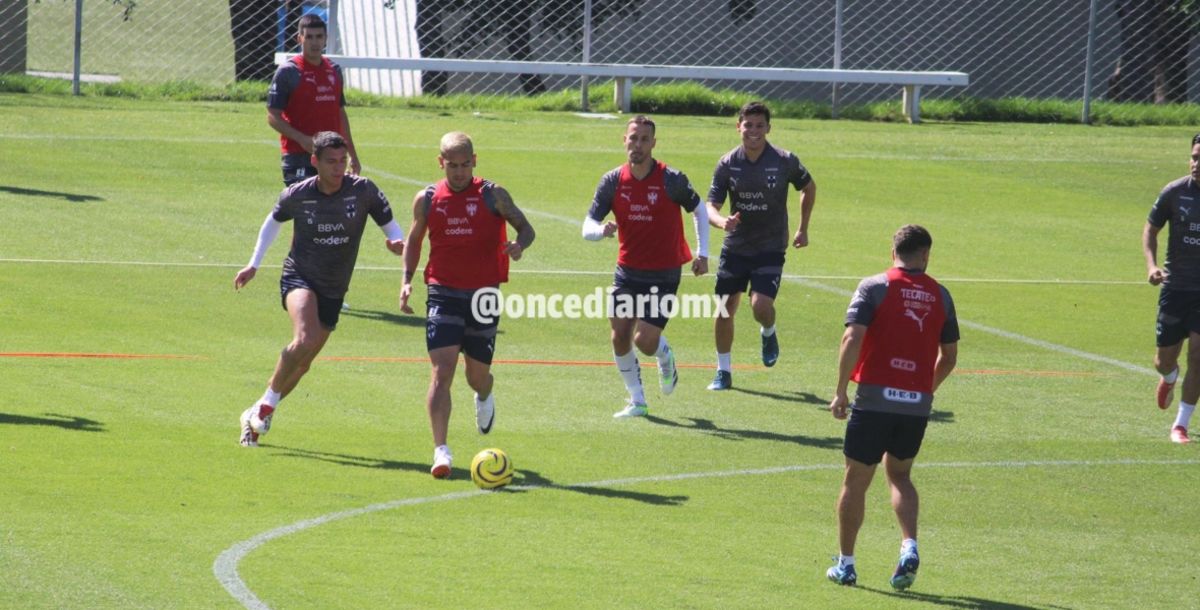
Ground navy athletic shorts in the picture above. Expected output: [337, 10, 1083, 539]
[279, 271, 343, 330]
[842, 408, 929, 466]
[715, 250, 785, 299]
[1157, 286, 1200, 347]
[426, 291, 498, 365]
[281, 153, 316, 186]
[610, 275, 681, 330]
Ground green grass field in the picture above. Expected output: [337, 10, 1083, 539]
[1, 93, 1197, 609]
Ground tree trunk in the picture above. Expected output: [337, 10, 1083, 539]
[1109, 0, 1192, 103]
[229, 0, 283, 82]
[0, 0, 28, 74]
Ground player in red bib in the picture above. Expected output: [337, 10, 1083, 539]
[267, 14, 361, 186]
[400, 132, 536, 478]
[584, 115, 709, 418]
[826, 225, 959, 590]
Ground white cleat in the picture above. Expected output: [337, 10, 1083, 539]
[475, 392, 495, 434]
[658, 346, 678, 396]
[431, 445, 453, 479]
[613, 401, 649, 419]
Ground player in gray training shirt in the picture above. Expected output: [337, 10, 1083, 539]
[232, 132, 405, 448]
[703, 101, 817, 390]
[1143, 133, 1200, 444]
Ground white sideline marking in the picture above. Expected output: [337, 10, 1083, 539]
[0, 258, 1145, 285]
[214, 457, 1200, 609]
[787, 277, 1156, 377]
[0, 258, 1152, 375]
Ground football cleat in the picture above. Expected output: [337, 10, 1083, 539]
[1170, 425, 1191, 444]
[1157, 376, 1177, 410]
[707, 369, 732, 391]
[762, 331, 780, 367]
[475, 392, 495, 435]
[890, 549, 920, 591]
[826, 561, 857, 586]
[431, 445, 453, 479]
[238, 409, 258, 447]
[658, 346, 679, 396]
[613, 400, 649, 419]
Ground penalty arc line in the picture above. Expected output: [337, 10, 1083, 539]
[213, 457, 1200, 609]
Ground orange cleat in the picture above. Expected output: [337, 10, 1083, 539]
[1170, 425, 1191, 444]
[1157, 378, 1176, 410]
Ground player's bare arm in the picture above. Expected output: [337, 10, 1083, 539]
[933, 342, 958, 391]
[340, 107, 361, 175]
[267, 108, 314, 153]
[793, 180, 816, 248]
[830, 323, 866, 420]
[706, 201, 740, 231]
[400, 190, 429, 314]
[494, 186, 536, 261]
[1144, 221, 1167, 285]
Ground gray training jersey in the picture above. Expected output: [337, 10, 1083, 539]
[1148, 176, 1200, 291]
[271, 175, 394, 299]
[707, 143, 812, 255]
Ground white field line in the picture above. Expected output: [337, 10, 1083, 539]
[0, 132, 1164, 165]
[786, 277, 1156, 377]
[0, 256, 1152, 372]
[0, 258, 1145, 286]
[214, 457, 1200, 609]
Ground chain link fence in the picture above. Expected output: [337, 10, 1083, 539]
[4, 1, 1199, 121]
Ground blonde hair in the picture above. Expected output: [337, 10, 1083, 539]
[439, 131, 474, 157]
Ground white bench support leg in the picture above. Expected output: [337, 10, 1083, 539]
[614, 77, 632, 113]
[902, 85, 921, 124]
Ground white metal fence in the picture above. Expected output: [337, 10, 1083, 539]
[4, 1, 1199, 120]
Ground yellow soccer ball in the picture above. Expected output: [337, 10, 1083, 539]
[471, 448, 514, 489]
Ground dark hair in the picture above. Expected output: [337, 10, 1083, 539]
[1192, 133, 1200, 147]
[738, 101, 771, 124]
[298, 13, 326, 32]
[627, 114, 656, 135]
[313, 131, 346, 159]
[893, 224, 933, 257]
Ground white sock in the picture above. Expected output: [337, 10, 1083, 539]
[901, 538, 918, 555]
[717, 352, 732, 373]
[260, 388, 281, 408]
[838, 554, 855, 566]
[1164, 367, 1180, 384]
[1175, 401, 1196, 429]
[655, 336, 671, 367]
[761, 325, 776, 337]
[615, 350, 646, 404]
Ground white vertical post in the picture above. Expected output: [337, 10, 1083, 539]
[615, 77, 632, 113]
[328, 0, 341, 54]
[903, 85, 921, 123]
[832, 0, 843, 118]
[1081, 0, 1099, 124]
[580, 0, 592, 111]
[72, 0, 83, 95]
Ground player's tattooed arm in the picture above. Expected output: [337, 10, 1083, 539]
[494, 186, 536, 260]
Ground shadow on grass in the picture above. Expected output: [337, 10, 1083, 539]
[727, 386, 828, 405]
[338, 308, 427, 328]
[0, 412, 104, 431]
[644, 415, 842, 450]
[855, 585, 1065, 610]
[929, 410, 956, 424]
[270, 445, 688, 506]
[0, 185, 104, 203]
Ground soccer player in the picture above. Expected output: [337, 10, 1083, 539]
[400, 132, 536, 478]
[825, 225, 958, 590]
[704, 101, 816, 390]
[1143, 133, 1200, 444]
[583, 115, 710, 418]
[268, 14, 361, 186]
[233, 131, 405, 447]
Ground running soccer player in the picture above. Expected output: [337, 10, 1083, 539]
[268, 13, 361, 185]
[400, 131, 536, 478]
[825, 225, 958, 590]
[1143, 133, 1200, 444]
[234, 131, 405, 447]
[583, 115, 709, 418]
[705, 101, 816, 390]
